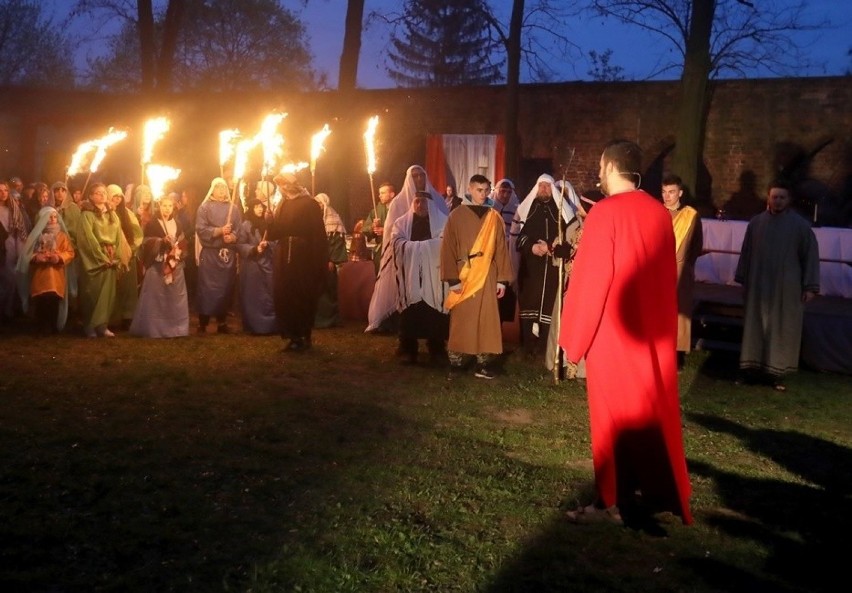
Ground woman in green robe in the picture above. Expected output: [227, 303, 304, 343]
[77, 183, 131, 337]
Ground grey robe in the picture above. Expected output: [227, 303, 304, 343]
[735, 209, 820, 377]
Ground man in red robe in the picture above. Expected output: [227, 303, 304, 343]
[559, 140, 692, 526]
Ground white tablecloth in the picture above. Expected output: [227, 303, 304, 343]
[695, 219, 852, 298]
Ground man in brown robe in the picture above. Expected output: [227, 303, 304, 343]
[440, 174, 513, 379]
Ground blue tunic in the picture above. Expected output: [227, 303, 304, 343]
[236, 221, 278, 334]
[195, 199, 241, 317]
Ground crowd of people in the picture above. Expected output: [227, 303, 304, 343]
[2, 138, 825, 526]
[0, 173, 343, 351]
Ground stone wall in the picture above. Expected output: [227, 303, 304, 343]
[1, 76, 849, 225]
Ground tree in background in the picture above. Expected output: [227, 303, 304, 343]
[587, 49, 625, 81]
[386, 0, 503, 87]
[591, 0, 823, 204]
[339, 0, 366, 91]
[77, 0, 319, 92]
[478, 0, 581, 181]
[0, 0, 75, 86]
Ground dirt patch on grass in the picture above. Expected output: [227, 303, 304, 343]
[494, 408, 534, 425]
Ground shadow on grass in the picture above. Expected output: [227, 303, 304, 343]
[685, 413, 849, 593]
[0, 369, 427, 592]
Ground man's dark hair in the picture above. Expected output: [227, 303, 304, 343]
[602, 139, 642, 183]
[767, 178, 792, 193]
[469, 174, 490, 185]
[379, 182, 395, 192]
[662, 173, 683, 189]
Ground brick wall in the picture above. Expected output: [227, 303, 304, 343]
[1, 77, 849, 225]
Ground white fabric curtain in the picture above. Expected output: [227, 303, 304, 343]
[442, 134, 497, 192]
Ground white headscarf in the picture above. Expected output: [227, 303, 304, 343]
[314, 193, 347, 235]
[367, 165, 447, 332]
[16, 207, 73, 329]
[515, 173, 580, 226]
[204, 177, 230, 203]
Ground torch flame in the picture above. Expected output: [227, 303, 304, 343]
[147, 164, 181, 201]
[89, 128, 129, 173]
[278, 161, 309, 175]
[253, 112, 287, 177]
[142, 117, 170, 164]
[233, 138, 257, 181]
[364, 116, 379, 175]
[310, 124, 332, 173]
[67, 140, 98, 177]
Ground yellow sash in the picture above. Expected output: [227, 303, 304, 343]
[672, 207, 698, 252]
[445, 209, 501, 310]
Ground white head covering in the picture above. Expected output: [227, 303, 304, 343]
[204, 177, 230, 203]
[314, 193, 347, 235]
[16, 207, 72, 329]
[492, 178, 521, 285]
[515, 173, 580, 226]
[367, 165, 448, 332]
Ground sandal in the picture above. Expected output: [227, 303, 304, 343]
[565, 504, 623, 525]
[773, 382, 787, 392]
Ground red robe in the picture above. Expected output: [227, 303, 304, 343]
[558, 189, 692, 524]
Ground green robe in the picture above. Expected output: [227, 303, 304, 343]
[77, 208, 130, 330]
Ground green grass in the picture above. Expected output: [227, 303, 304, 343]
[1, 322, 849, 592]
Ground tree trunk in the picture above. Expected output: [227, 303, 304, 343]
[137, 0, 156, 92]
[670, 0, 715, 204]
[503, 0, 525, 181]
[156, 0, 186, 92]
[338, 0, 365, 91]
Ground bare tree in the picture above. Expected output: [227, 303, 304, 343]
[80, 0, 318, 92]
[72, 0, 185, 92]
[587, 49, 626, 81]
[0, 0, 75, 87]
[591, 0, 825, 201]
[479, 0, 583, 179]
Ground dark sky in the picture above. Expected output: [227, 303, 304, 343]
[46, 0, 852, 88]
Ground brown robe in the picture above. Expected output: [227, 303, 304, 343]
[440, 205, 513, 355]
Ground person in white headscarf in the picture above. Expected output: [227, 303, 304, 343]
[492, 178, 521, 324]
[16, 207, 75, 333]
[195, 177, 241, 334]
[511, 173, 582, 362]
[366, 165, 447, 332]
[255, 180, 276, 219]
[391, 191, 449, 365]
[313, 193, 348, 328]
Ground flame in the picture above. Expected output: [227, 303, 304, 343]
[310, 124, 332, 172]
[219, 129, 240, 167]
[67, 140, 99, 177]
[89, 128, 129, 173]
[147, 164, 181, 201]
[254, 112, 287, 177]
[364, 116, 379, 175]
[233, 138, 257, 181]
[278, 161, 309, 175]
[142, 117, 170, 164]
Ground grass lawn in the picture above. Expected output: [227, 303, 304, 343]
[1, 320, 849, 592]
